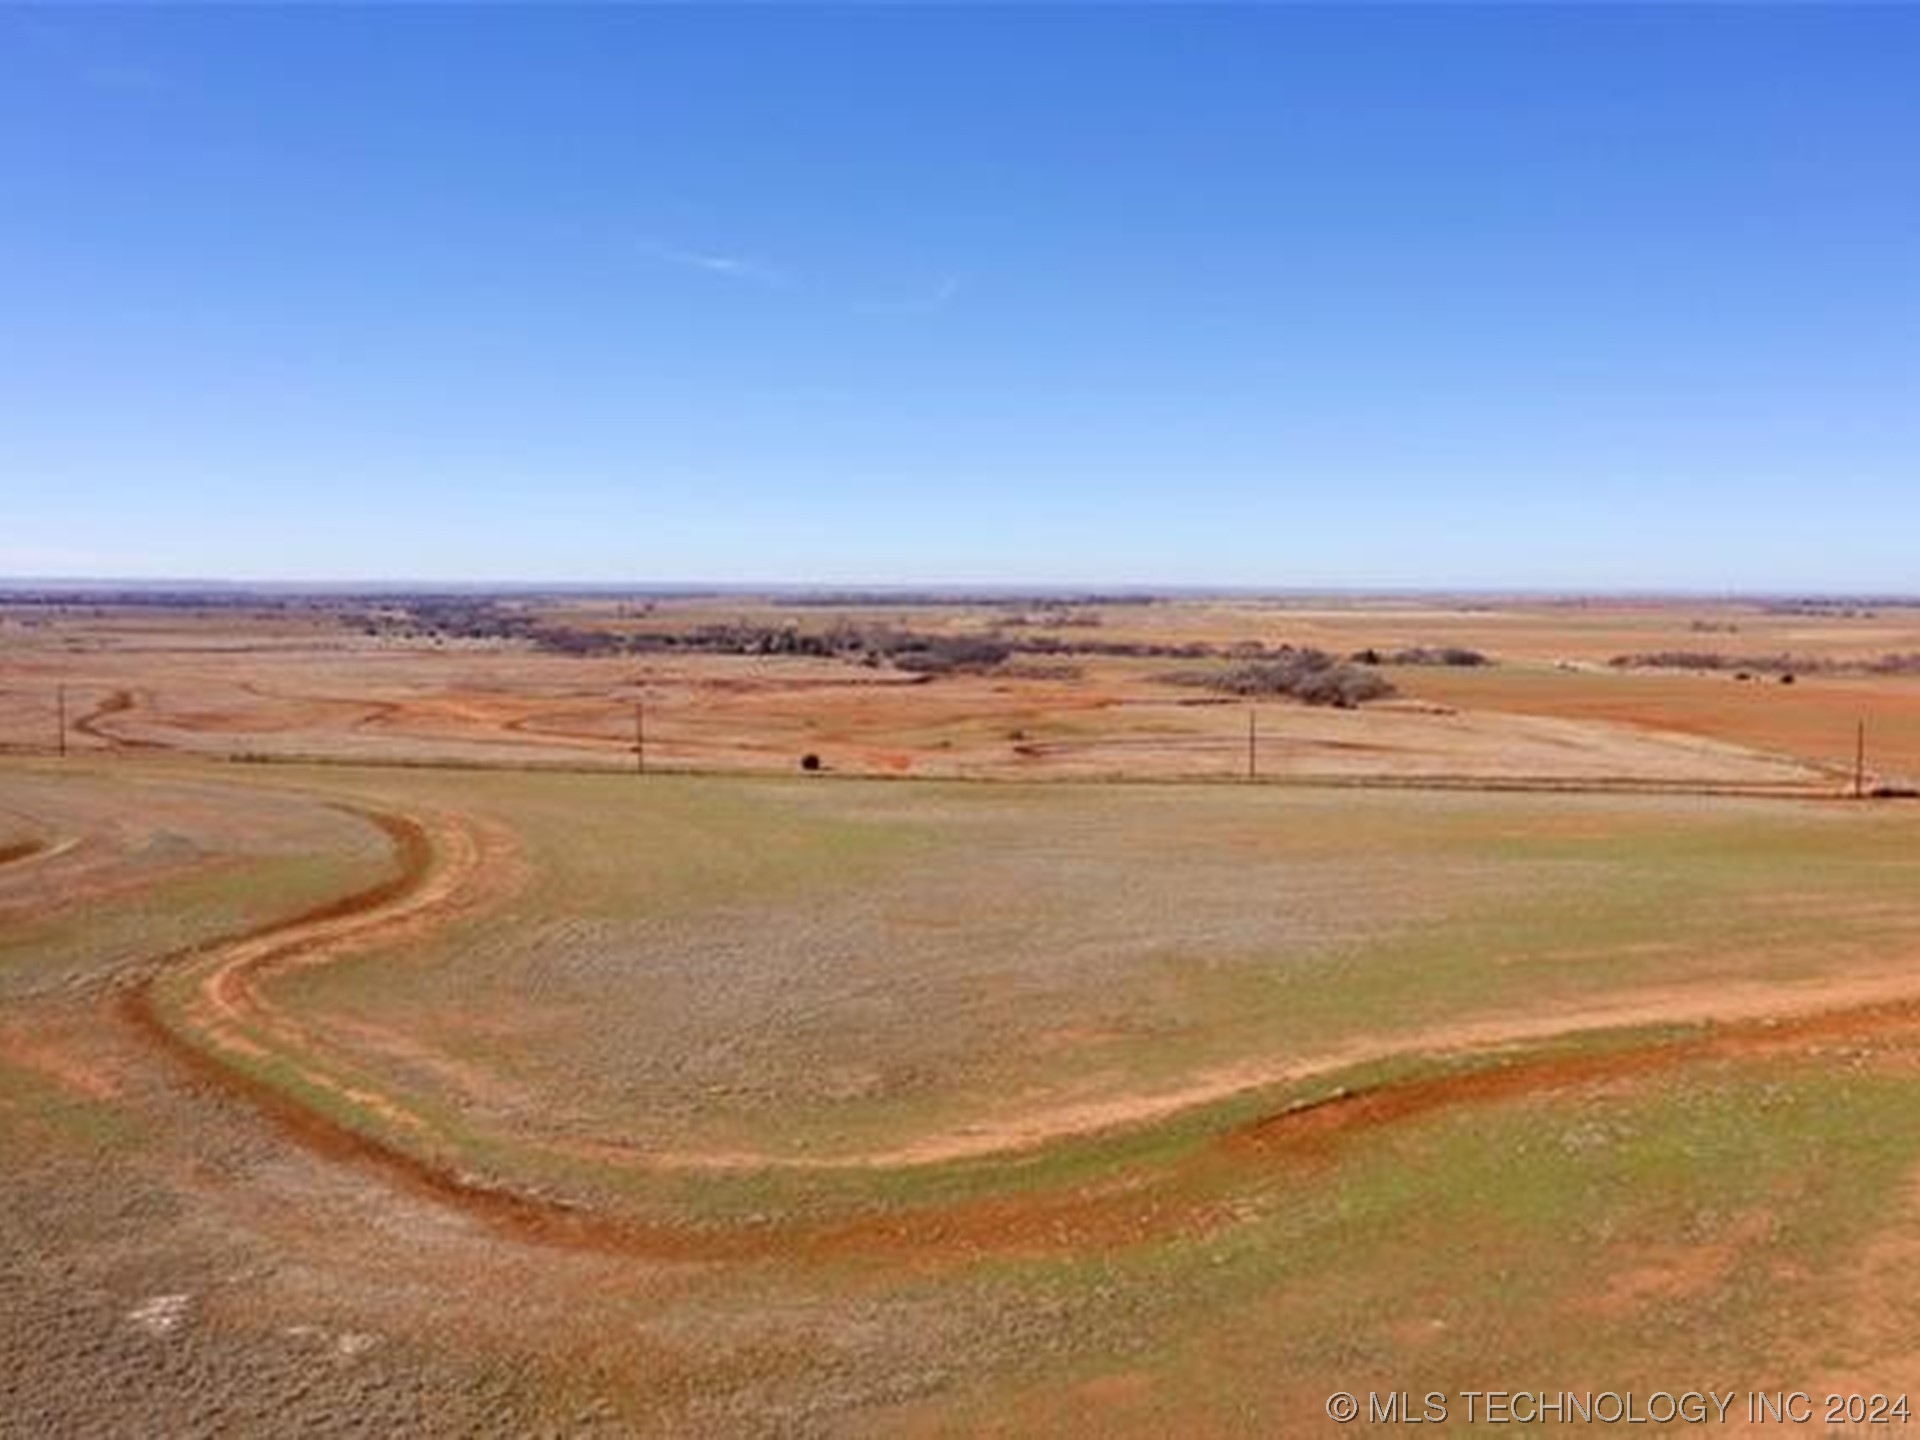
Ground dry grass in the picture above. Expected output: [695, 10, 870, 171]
[0, 597, 1861, 787]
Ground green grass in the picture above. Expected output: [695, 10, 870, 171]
[38, 762, 1920, 1231]
[20, 758, 1920, 1428]
[220, 770, 1920, 1175]
[0, 763, 393, 999]
[917, 1049, 1920, 1432]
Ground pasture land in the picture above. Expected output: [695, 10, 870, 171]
[7, 593, 1914, 788]
[9, 595, 1920, 1430]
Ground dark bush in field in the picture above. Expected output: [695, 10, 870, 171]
[800, 753, 822, 772]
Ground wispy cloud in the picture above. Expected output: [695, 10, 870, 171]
[641, 239, 961, 314]
[645, 241, 787, 288]
[862, 274, 963, 316]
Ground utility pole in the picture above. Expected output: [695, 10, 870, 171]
[634, 700, 646, 776]
[1855, 718, 1866, 799]
[56, 684, 66, 759]
[1246, 705, 1257, 782]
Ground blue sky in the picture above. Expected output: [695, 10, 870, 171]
[2, 7, 1916, 590]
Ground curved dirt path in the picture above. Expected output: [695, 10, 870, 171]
[112, 788, 1920, 1264]
[121, 800, 517, 1138]
[71, 688, 166, 750]
[237, 681, 406, 736]
[631, 967, 1920, 1172]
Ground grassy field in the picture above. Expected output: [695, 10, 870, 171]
[896, 1043, 1920, 1433]
[12, 599, 1920, 1430]
[0, 766, 391, 999]
[226, 769, 1920, 1190]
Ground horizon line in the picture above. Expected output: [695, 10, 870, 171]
[2, 577, 1916, 605]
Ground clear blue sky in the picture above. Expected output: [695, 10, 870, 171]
[3, 6, 1915, 590]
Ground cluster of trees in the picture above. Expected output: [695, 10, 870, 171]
[1611, 651, 1803, 674]
[889, 636, 1015, 674]
[1348, 645, 1491, 667]
[784, 591, 1154, 609]
[1008, 635, 1219, 659]
[1762, 601, 1886, 619]
[623, 622, 1013, 673]
[344, 603, 1026, 670]
[346, 598, 544, 645]
[999, 608, 1105, 629]
[1610, 651, 1920, 676]
[632, 621, 869, 658]
[1167, 648, 1397, 708]
[334, 599, 1466, 700]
